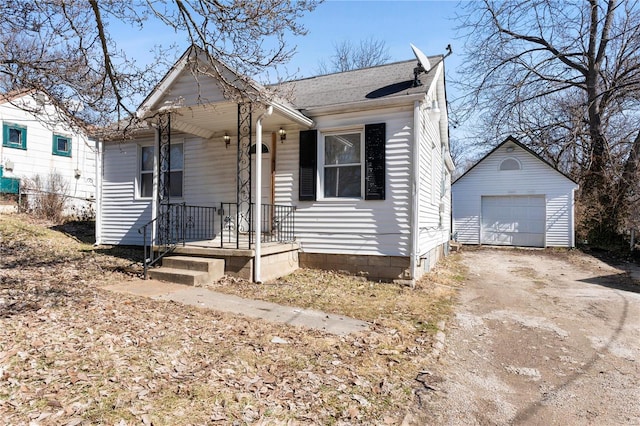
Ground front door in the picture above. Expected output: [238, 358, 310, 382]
[250, 140, 272, 205]
[250, 139, 273, 234]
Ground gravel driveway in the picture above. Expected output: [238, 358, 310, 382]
[423, 247, 640, 425]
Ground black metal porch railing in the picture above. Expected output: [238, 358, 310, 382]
[138, 202, 295, 278]
[218, 202, 296, 249]
[138, 203, 217, 279]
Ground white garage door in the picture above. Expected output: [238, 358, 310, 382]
[481, 195, 546, 247]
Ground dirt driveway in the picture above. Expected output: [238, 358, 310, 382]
[423, 248, 640, 425]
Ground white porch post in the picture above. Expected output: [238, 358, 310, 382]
[254, 106, 273, 283]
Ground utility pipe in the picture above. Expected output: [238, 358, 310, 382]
[409, 100, 422, 287]
[254, 105, 273, 283]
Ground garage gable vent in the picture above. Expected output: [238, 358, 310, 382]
[500, 158, 521, 171]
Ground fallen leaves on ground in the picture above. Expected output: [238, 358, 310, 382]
[0, 213, 461, 425]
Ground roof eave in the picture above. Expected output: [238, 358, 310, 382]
[271, 101, 314, 128]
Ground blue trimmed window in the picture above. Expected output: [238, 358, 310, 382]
[52, 134, 72, 157]
[2, 123, 27, 150]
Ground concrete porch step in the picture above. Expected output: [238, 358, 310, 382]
[149, 256, 225, 286]
[162, 256, 225, 275]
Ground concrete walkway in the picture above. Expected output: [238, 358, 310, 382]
[103, 279, 369, 336]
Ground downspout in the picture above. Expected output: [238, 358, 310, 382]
[94, 139, 103, 245]
[571, 187, 577, 247]
[409, 100, 422, 287]
[254, 105, 273, 283]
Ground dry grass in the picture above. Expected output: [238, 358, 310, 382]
[0, 213, 464, 425]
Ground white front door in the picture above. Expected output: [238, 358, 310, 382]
[250, 140, 272, 205]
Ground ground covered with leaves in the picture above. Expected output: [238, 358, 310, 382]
[0, 213, 463, 425]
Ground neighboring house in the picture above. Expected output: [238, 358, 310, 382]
[0, 90, 97, 217]
[96, 45, 454, 284]
[452, 136, 578, 248]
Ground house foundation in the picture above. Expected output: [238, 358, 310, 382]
[299, 252, 411, 282]
[299, 241, 449, 283]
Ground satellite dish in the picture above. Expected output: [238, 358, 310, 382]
[410, 43, 431, 72]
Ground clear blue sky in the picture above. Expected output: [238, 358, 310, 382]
[284, 0, 461, 78]
[114, 0, 462, 82]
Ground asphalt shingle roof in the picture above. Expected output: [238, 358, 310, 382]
[273, 56, 443, 110]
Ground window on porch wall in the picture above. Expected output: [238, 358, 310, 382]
[167, 144, 183, 198]
[138, 143, 184, 198]
[140, 146, 154, 198]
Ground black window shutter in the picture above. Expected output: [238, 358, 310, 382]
[365, 123, 386, 200]
[299, 129, 317, 201]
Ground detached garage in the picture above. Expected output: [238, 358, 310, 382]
[452, 136, 578, 248]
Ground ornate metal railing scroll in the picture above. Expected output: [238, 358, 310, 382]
[237, 103, 253, 245]
[156, 112, 172, 247]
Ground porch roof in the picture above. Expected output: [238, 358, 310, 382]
[136, 46, 313, 138]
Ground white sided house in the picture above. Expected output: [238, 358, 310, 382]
[0, 90, 97, 217]
[452, 136, 578, 248]
[96, 45, 454, 284]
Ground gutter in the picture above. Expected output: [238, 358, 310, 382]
[271, 102, 314, 128]
[408, 100, 422, 287]
[94, 139, 103, 245]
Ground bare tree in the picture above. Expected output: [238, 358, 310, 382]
[0, 0, 320, 129]
[317, 38, 391, 74]
[455, 0, 640, 245]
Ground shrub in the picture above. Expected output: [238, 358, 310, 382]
[22, 172, 69, 223]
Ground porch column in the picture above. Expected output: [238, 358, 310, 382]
[157, 112, 171, 246]
[237, 103, 252, 245]
[254, 106, 273, 283]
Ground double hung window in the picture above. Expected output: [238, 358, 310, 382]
[139, 143, 184, 199]
[323, 132, 362, 198]
[167, 143, 184, 198]
[139, 146, 155, 198]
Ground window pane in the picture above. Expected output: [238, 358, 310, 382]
[141, 146, 154, 171]
[9, 128, 21, 144]
[170, 144, 183, 170]
[141, 173, 153, 198]
[324, 166, 361, 198]
[57, 137, 69, 152]
[168, 171, 183, 197]
[325, 134, 360, 165]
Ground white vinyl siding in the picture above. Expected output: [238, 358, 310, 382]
[181, 136, 236, 207]
[452, 142, 577, 247]
[101, 139, 154, 245]
[416, 104, 450, 259]
[278, 108, 413, 256]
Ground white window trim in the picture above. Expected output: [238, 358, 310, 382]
[168, 141, 185, 200]
[137, 144, 155, 200]
[318, 128, 364, 201]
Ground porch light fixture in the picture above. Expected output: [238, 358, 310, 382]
[224, 133, 231, 148]
[279, 128, 287, 142]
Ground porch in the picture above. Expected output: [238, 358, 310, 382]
[140, 202, 299, 282]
